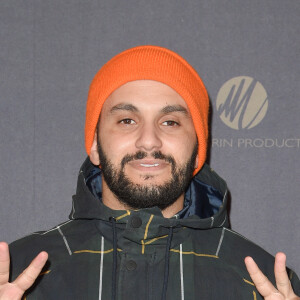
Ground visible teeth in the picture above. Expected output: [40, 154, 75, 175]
[140, 163, 159, 167]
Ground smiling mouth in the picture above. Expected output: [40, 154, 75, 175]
[140, 163, 159, 167]
[127, 160, 168, 172]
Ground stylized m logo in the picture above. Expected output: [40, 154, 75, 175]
[216, 76, 268, 130]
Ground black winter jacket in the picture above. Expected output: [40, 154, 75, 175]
[10, 158, 300, 299]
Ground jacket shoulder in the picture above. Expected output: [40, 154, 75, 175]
[9, 219, 97, 280]
[217, 227, 300, 293]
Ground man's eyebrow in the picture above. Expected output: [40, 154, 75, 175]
[110, 103, 139, 113]
[109, 103, 189, 115]
[161, 105, 189, 115]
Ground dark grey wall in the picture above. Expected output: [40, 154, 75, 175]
[1, 0, 299, 274]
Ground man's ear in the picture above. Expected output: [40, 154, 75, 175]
[194, 154, 199, 169]
[89, 132, 100, 166]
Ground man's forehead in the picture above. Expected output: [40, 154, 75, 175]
[103, 80, 191, 112]
[108, 79, 183, 95]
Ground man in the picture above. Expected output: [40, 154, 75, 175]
[0, 45, 299, 299]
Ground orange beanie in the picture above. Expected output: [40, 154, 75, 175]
[85, 45, 209, 174]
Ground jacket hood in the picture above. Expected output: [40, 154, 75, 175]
[70, 157, 229, 229]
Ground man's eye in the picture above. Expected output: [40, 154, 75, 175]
[119, 119, 136, 125]
[162, 120, 179, 126]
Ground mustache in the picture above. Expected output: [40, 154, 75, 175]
[121, 151, 176, 168]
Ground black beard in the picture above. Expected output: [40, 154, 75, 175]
[97, 142, 198, 210]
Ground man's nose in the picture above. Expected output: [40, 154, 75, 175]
[135, 123, 163, 152]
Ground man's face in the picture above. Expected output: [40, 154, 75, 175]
[93, 80, 198, 210]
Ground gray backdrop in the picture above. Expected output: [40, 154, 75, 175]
[1, 0, 299, 275]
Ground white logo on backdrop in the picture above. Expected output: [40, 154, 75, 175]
[213, 76, 299, 149]
[216, 76, 268, 130]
